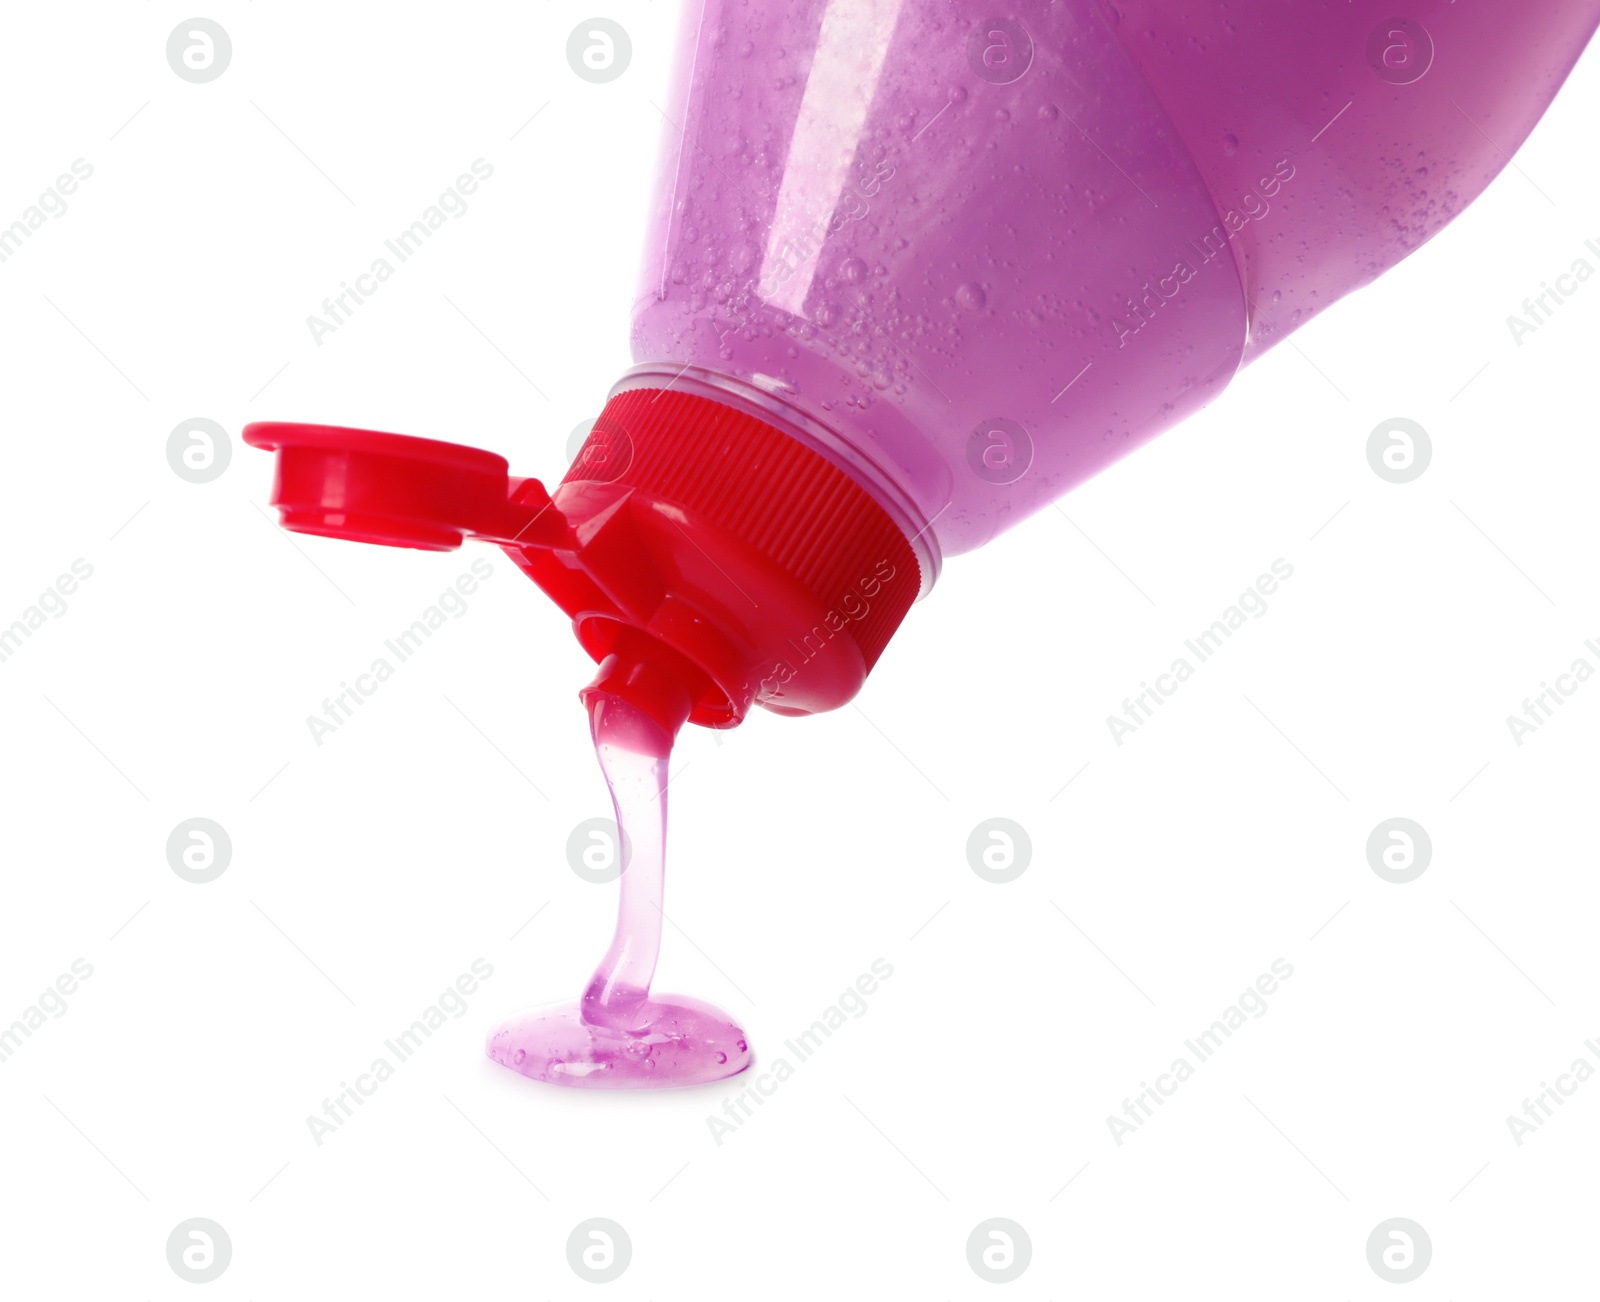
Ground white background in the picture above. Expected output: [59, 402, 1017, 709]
[2, 3, 1598, 1297]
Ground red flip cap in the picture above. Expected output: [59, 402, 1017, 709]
[244, 390, 919, 734]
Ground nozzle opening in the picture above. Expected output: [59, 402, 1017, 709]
[579, 624, 715, 741]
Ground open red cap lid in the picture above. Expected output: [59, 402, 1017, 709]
[244, 391, 919, 730]
[243, 421, 528, 551]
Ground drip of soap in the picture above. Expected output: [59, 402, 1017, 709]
[486, 689, 751, 1089]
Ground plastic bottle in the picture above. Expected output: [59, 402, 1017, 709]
[246, 0, 1600, 737]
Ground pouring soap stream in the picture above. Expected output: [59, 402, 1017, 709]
[487, 630, 752, 1088]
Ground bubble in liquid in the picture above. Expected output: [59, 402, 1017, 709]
[956, 282, 987, 311]
[1038, 103, 1059, 121]
[513, 1049, 526, 1065]
[815, 300, 842, 327]
[1223, 133, 1240, 156]
[736, 1039, 748, 1053]
[839, 257, 867, 285]
[715, 1051, 727, 1064]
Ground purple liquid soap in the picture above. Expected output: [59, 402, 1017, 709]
[486, 689, 751, 1088]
